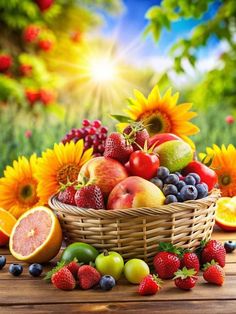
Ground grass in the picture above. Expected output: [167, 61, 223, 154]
[0, 103, 235, 176]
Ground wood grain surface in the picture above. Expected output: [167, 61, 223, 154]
[0, 228, 235, 313]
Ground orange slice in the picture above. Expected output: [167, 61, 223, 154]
[0, 208, 17, 246]
[9, 206, 62, 263]
[215, 197, 236, 231]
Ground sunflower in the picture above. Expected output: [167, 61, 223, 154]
[122, 85, 199, 144]
[35, 140, 93, 204]
[0, 154, 40, 219]
[200, 144, 236, 197]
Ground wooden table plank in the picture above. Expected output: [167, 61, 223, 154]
[0, 300, 234, 314]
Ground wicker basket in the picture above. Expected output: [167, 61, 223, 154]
[49, 189, 220, 264]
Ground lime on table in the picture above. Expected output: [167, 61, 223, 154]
[156, 140, 193, 173]
[61, 242, 99, 264]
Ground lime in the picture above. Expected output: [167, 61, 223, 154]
[156, 140, 193, 173]
[61, 242, 99, 264]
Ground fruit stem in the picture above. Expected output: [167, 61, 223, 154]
[103, 250, 109, 256]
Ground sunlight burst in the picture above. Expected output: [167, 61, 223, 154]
[89, 57, 117, 83]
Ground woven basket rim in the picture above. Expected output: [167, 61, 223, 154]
[48, 188, 220, 219]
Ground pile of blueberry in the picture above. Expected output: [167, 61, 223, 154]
[151, 166, 209, 205]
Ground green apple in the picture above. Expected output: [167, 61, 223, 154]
[95, 250, 124, 280]
[124, 259, 150, 284]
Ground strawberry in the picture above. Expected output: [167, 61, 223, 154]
[78, 265, 101, 290]
[104, 132, 133, 163]
[138, 274, 162, 296]
[51, 266, 76, 290]
[123, 122, 149, 151]
[153, 243, 181, 279]
[203, 260, 225, 286]
[35, 0, 54, 12]
[66, 260, 80, 279]
[201, 240, 226, 267]
[174, 267, 198, 290]
[180, 252, 200, 274]
[58, 185, 77, 206]
[75, 185, 105, 209]
[23, 25, 40, 43]
[0, 54, 12, 72]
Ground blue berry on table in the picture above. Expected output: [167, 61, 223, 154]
[180, 185, 198, 201]
[184, 175, 196, 186]
[157, 167, 170, 180]
[163, 184, 178, 196]
[224, 241, 236, 253]
[196, 183, 208, 199]
[150, 177, 163, 189]
[176, 180, 186, 191]
[164, 174, 179, 185]
[29, 263, 43, 277]
[100, 275, 116, 291]
[9, 264, 23, 276]
[0, 256, 6, 269]
[188, 173, 201, 184]
[164, 195, 178, 204]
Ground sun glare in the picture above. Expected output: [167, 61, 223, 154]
[89, 58, 117, 83]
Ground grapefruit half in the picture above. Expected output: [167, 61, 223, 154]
[0, 208, 17, 246]
[9, 206, 62, 263]
[215, 197, 236, 231]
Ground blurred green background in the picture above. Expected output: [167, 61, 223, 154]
[0, 0, 236, 175]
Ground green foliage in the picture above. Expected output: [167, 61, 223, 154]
[0, 76, 24, 102]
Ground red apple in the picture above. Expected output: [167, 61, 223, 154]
[149, 133, 182, 150]
[107, 176, 165, 210]
[78, 157, 128, 197]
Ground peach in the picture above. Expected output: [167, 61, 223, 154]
[107, 176, 165, 210]
[78, 157, 128, 197]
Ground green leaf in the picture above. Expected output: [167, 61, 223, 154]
[145, 6, 162, 20]
[110, 114, 132, 123]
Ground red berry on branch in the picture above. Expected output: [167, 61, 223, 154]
[70, 31, 83, 43]
[39, 89, 56, 105]
[38, 39, 53, 51]
[35, 0, 54, 12]
[23, 25, 40, 43]
[24, 130, 32, 139]
[19, 64, 33, 76]
[225, 115, 234, 125]
[0, 54, 12, 72]
[25, 89, 40, 106]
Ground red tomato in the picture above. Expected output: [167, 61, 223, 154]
[129, 151, 160, 180]
[182, 161, 218, 191]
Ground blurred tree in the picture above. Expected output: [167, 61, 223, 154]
[145, 0, 236, 109]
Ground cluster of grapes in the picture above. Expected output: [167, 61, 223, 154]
[151, 167, 208, 204]
[62, 119, 108, 156]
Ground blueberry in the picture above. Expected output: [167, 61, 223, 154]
[150, 177, 163, 189]
[176, 192, 183, 202]
[196, 183, 208, 199]
[163, 184, 178, 196]
[164, 174, 179, 185]
[175, 172, 181, 177]
[99, 275, 116, 291]
[180, 185, 198, 201]
[224, 241, 236, 253]
[184, 175, 196, 186]
[176, 180, 186, 191]
[9, 264, 23, 276]
[164, 195, 178, 204]
[0, 256, 6, 270]
[157, 167, 170, 180]
[188, 173, 201, 184]
[29, 263, 43, 277]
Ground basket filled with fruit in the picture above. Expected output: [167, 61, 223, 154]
[49, 86, 220, 264]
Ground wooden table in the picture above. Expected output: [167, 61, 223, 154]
[0, 227, 236, 314]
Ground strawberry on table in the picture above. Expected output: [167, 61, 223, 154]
[180, 251, 200, 274]
[203, 260, 225, 286]
[51, 267, 76, 290]
[138, 274, 162, 296]
[200, 240, 226, 268]
[78, 265, 101, 290]
[153, 243, 181, 279]
[75, 184, 105, 209]
[104, 132, 133, 163]
[174, 267, 198, 290]
[66, 260, 80, 279]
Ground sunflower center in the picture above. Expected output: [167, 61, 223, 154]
[220, 175, 231, 186]
[139, 110, 171, 136]
[57, 164, 80, 185]
[18, 179, 39, 205]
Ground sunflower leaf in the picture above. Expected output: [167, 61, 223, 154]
[110, 114, 133, 123]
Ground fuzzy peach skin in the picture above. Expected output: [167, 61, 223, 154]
[78, 157, 128, 197]
[107, 176, 165, 210]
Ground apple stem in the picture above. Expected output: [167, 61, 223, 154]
[103, 250, 109, 256]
